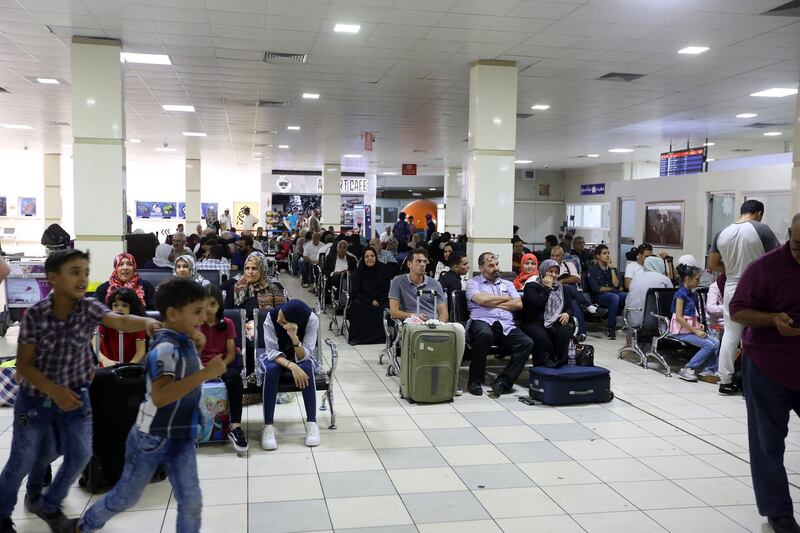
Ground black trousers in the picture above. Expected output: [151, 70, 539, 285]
[220, 366, 244, 425]
[468, 320, 533, 386]
[520, 321, 573, 367]
[743, 355, 800, 518]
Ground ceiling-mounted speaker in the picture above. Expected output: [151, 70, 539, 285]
[522, 170, 536, 181]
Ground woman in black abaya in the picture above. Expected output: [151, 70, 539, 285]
[347, 247, 392, 345]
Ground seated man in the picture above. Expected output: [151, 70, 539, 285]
[587, 244, 627, 339]
[322, 239, 357, 304]
[231, 234, 254, 273]
[301, 232, 324, 288]
[389, 249, 464, 395]
[439, 250, 469, 294]
[570, 235, 594, 274]
[466, 253, 534, 396]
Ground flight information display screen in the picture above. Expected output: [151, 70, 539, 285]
[659, 147, 706, 176]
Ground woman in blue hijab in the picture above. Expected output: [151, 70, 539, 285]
[259, 299, 321, 450]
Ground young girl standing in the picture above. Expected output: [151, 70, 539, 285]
[199, 285, 248, 454]
[672, 264, 720, 382]
[98, 288, 147, 367]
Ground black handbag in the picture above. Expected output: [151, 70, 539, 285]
[575, 344, 595, 366]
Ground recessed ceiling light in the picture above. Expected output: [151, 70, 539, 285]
[155, 147, 176, 152]
[429, 188, 437, 191]
[36, 78, 59, 85]
[514, 159, 533, 164]
[343, 154, 362, 158]
[608, 148, 634, 153]
[707, 158, 716, 162]
[1, 124, 32, 130]
[252, 152, 261, 156]
[334, 23, 361, 33]
[587, 154, 600, 158]
[703, 142, 715, 146]
[128, 138, 141, 143]
[383, 171, 397, 175]
[764, 131, 783, 136]
[678, 46, 709, 55]
[121, 52, 171, 65]
[531, 104, 550, 110]
[736, 113, 758, 118]
[287, 126, 300, 130]
[408, 189, 413, 192]
[162, 104, 195, 112]
[751, 87, 798, 98]
[182, 131, 206, 137]
[492, 117, 502, 125]
[278, 144, 289, 149]
[302, 93, 320, 99]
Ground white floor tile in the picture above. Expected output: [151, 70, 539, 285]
[544, 483, 636, 514]
[437, 444, 511, 467]
[609, 480, 706, 510]
[646, 506, 749, 532]
[473, 487, 563, 518]
[388, 467, 467, 494]
[572, 510, 668, 533]
[326, 495, 413, 529]
[518, 460, 601, 486]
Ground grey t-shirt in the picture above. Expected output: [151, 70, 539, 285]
[626, 272, 673, 328]
[388, 274, 445, 318]
[711, 220, 780, 285]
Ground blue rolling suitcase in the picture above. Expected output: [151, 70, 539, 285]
[528, 366, 613, 406]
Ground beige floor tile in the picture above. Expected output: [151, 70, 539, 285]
[388, 466, 467, 493]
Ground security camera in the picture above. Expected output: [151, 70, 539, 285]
[163, 142, 169, 148]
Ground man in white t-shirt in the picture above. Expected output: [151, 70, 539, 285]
[301, 232, 324, 288]
[709, 199, 780, 395]
[379, 226, 392, 245]
[219, 209, 231, 232]
[624, 243, 652, 290]
[241, 207, 259, 231]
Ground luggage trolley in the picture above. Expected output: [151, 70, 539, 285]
[0, 258, 51, 337]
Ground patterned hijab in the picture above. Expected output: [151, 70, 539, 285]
[233, 251, 284, 309]
[173, 254, 205, 285]
[513, 253, 539, 289]
[107, 253, 145, 304]
[537, 259, 565, 327]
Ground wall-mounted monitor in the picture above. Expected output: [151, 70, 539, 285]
[659, 147, 706, 176]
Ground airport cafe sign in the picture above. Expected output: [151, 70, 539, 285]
[275, 175, 371, 194]
[316, 177, 369, 193]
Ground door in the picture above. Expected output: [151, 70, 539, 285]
[618, 198, 636, 271]
[706, 193, 735, 254]
[745, 192, 791, 242]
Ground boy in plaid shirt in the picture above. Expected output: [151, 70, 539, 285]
[0, 250, 162, 533]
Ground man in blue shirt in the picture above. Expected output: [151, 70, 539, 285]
[587, 244, 626, 339]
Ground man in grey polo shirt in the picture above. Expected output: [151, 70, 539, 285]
[389, 248, 465, 395]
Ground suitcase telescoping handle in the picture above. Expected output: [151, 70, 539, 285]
[112, 364, 146, 384]
[416, 288, 438, 322]
[118, 331, 124, 364]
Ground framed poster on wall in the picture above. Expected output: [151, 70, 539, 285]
[0, 197, 6, 216]
[19, 197, 36, 217]
[232, 201, 259, 229]
[644, 201, 684, 248]
[178, 202, 219, 219]
[135, 201, 178, 219]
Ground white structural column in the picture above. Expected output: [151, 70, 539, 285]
[321, 164, 341, 231]
[444, 166, 462, 235]
[791, 89, 800, 215]
[465, 60, 518, 272]
[72, 36, 126, 285]
[185, 159, 201, 230]
[43, 153, 62, 227]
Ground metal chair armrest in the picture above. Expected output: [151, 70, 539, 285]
[622, 306, 643, 328]
[324, 338, 338, 375]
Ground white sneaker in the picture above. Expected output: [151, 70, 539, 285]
[261, 424, 277, 450]
[677, 367, 698, 382]
[587, 304, 599, 314]
[305, 421, 321, 447]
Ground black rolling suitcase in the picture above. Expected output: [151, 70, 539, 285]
[528, 365, 613, 406]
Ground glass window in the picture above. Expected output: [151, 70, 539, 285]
[567, 203, 610, 230]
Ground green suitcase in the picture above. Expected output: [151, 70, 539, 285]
[399, 290, 458, 403]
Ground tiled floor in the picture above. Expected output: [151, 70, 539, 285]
[0, 274, 796, 532]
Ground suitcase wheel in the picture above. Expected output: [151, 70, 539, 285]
[606, 391, 615, 402]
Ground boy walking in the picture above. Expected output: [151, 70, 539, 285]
[65, 278, 226, 533]
[0, 250, 162, 533]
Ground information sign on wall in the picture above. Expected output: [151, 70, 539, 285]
[580, 183, 605, 196]
[315, 178, 369, 193]
[402, 164, 417, 176]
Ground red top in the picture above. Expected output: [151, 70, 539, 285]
[199, 317, 237, 366]
[98, 325, 146, 366]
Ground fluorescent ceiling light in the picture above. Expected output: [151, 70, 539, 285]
[278, 144, 289, 149]
[514, 159, 533, 164]
[707, 158, 716, 162]
[736, 113, 758, 118]
[703, 142, 715, 146]
[334, 23, 361, 33]
[587, 154, 600, 158]
[764, 131, 782, 136]
[302, 93, 320, 99]
[128, 138, 141, 143]
[252, 152, 261, 156]
[36, 77, 59, 85]
[608, 148, 634, 153]
[678, 46, 709, 55]
[121, 52, 171, 65]
[408, 189, 413, 192]
[182, 131, 206, 137]
[383, 172, 397, 175]
[531, 104, 550, 110]
[751, 87, 798, 98]
[287, 126, 300, 130]
[162, 104, 195, 112]
[156, 147, 176, 152]
[1, 124, 32, 130]
[429, 188, 437, 191]
[343, 154, 362, 158]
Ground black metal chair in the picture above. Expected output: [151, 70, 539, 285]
[137, 269, 172, 289]
[328, 272, 349, 336]
[620, 288, 663, 369]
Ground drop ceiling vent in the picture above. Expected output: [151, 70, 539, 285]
[763, 0, 800, 16]
[271, 169, 322, 176]
[516, 113, 533, 119]
[597, 72, 644, 82]
[732, 148, 753, 152]
[257, 100, 290, 108]
[342, 172, 366, 177]
[262, 51, 308, 64]
[746, 122, 791, 128]
[254, 130, 278, 135]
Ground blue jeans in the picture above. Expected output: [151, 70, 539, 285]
[292, 255, 302, 276]
[301, 260, 316, 285]
[563, 285, 586, 334]
[0, 389, 92, 518]
[674, 333, 719, 371]
[596, 291, 626, 329]
[81, 428, 202, 533]
[262, 358, 316, 425]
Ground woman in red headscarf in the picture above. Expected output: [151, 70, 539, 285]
[94, 253, 157, 309]
[513, 253, 539, 290]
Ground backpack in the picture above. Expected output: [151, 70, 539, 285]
[41, 224, 71, 249]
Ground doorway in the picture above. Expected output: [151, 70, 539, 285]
[706, 193, 736, 255]
[618, 198, 636, 271]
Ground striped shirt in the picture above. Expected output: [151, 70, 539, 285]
[196, 257, 231, 280]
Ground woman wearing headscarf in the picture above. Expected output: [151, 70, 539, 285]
[94, 253, 156, 309]
[433, 241, 455, 280]
[626, 255, 673, 328]
[173, 254, 210, 286]
[223, 251, 285, 312]
[259, 299, 321, 450]
[520, 259, 574, 367]
[143, 243, 174, 270]
[347, 247, 391, 345]
[513, 253, 539, 290]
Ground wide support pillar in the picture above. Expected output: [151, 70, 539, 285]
[43, 153, 62, 227]
[444, 167, 462, 236]
[322, 164, 341, 232]
[185, 159, 201, 231]
[465, 60, 517, 272]
[71, 36, 125, 286]
[791, 89, 800, 216]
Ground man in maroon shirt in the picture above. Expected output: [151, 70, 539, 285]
[730, 213, 800, 533]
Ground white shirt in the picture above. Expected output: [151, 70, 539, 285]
[263, 313, 319, 362]
[303, 241, 325, 263]
[624, 261, 644, 280]
[318, 242, 333, 258]
[711, 220, 780, 286]
[242, 214, 259, 231]
[334, 256, 349, 273]
[380, 232, 391, 244]
[219, 214, 231, 231]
